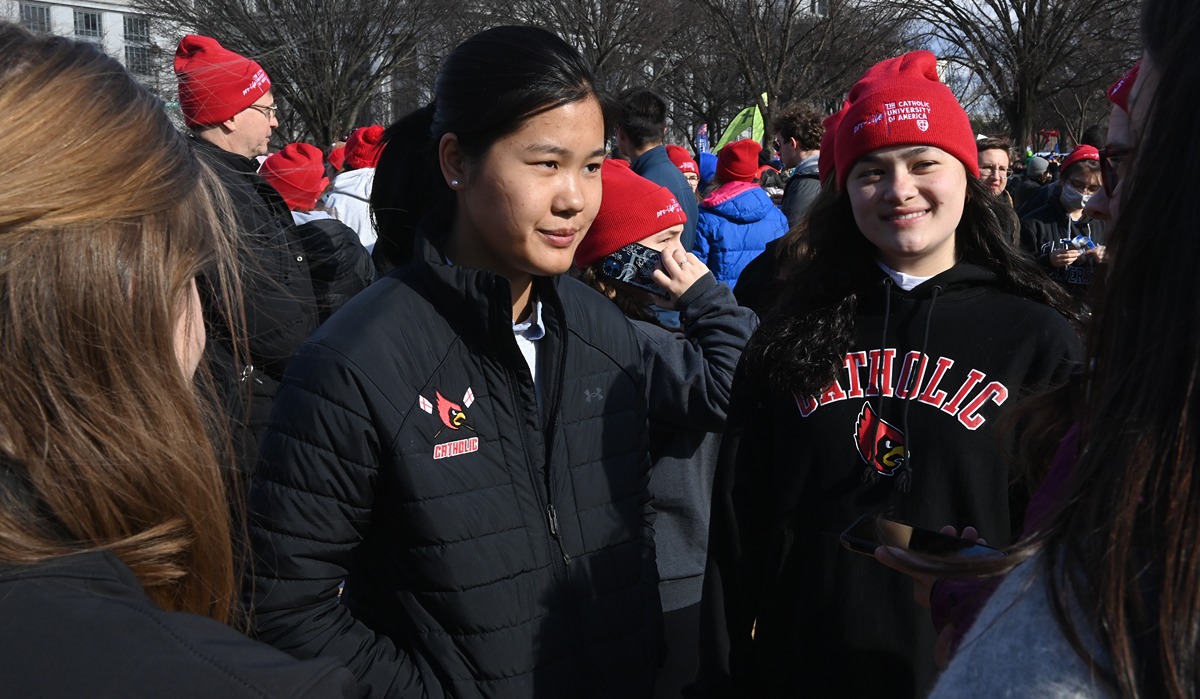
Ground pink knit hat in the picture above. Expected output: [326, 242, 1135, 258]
[834, 51, 978, 188]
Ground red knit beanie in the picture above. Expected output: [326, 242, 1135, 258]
[344, 125, 385, 170]
[327, 145, 346, 172]
[174, 35, 271, 128]
[574, 159, 688, 267]
[666, 144, 698, 175]
[835, 51, 978, 189]
[1060, 144, 1100, 175]
[717, 139, 762, 183]
[818, 100, 849, 185]
[260, 143, 329, 212]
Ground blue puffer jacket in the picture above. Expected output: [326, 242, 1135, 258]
[692, 182, 789, 289]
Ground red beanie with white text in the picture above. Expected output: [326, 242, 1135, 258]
[260, 143, 329, 212]
[174, 35, 271, 128]
[574, 159, 687, 267]
[666, 144, 698, 175]
[834, 51, 977, 189]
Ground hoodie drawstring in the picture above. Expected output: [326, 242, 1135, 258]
[895, 285, 941, 493]
[862, 280, 941, 495]
[862, 278, 893, 488]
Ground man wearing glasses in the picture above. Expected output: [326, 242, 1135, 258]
[175, 34, 318, 475]
[976, 138, 1021, 244]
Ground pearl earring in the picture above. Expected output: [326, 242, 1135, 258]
[450, 179, 460, 188]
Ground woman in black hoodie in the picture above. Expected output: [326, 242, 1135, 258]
[690, 51, 1081, 699]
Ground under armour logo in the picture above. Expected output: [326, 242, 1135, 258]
[584, 388, 603, 403]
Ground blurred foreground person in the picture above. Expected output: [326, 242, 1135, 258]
[0, 24, 353, 698]
[929, 0, 1200, 696]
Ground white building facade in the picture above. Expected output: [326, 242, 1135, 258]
[2, 0, 175, 101]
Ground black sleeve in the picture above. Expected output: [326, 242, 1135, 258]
[247, 341, 429, 698]
[295, 218, 377, 322]
[636, 276, 758, 432]
[686, 364, 774, 698]
[780, 175, 820, 229]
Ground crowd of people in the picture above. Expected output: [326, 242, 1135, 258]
[0, 0, 1195, 695]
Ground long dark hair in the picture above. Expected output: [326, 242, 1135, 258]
[1035, 0, 1200, 694]
[744, 174, 1074, 396]
[370, 26, 598, 274]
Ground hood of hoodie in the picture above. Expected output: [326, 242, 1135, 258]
[329, 167, 375, 200]
[792, 152, 820, 178]
[700, 181, 777, 224]
[858, 263, 1001, 312]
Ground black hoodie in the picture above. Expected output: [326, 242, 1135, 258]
[690, 263, 1081, 699]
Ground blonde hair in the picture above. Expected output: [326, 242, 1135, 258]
[0, 24, 242, 622]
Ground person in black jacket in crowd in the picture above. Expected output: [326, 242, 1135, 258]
[174, 34, 320, 474]
[573, 159, 758, 699]
[1020, 144, 1107, 313]
[688, 51, 1081, 699]
[0, 24, 354, 698]
[247, 26, 663, 699]
[259, 142, 376, 323]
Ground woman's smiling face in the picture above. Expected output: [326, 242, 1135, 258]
[846, 145, 967, 277]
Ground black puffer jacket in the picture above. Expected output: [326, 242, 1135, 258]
[248, 236, 662, 698]
[291, 213, 376, 323]
[192, 138, 319, 473]
[0, 551, 356, 698]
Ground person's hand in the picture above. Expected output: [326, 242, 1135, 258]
[873, 525, 985, 608]
[1085, 245, 1107, 263]
[934, 624, 957, 669]
[1049, 248, 1081, 267]
[651, 245, 708, 308]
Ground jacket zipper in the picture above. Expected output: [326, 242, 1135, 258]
[505, 356, 571, 567]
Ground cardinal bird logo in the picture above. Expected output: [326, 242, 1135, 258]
[854, 402, 907, 477]
[436, 392, 466, 431]
[417, 387, 479, 456]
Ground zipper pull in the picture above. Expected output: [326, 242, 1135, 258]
[547, 505, 572, 566]
[240, 365, 264, 385]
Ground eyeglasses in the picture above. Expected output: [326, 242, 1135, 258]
[979, 165, 1009, 175]
[1099, 146, 1131, 197]
[1068, 178, 1102, 196]
[247, 103, 279, 119]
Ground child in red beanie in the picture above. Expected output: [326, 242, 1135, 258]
[692, 50, 1081, 699]
[691, 139, 789, 289]
[260, 143, 375, 322]
[325, 124, 385, 252]
[574, 159, 757, 699]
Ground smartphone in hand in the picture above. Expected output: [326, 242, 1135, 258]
[600, 242, 667, 297]
[840, 514, 1003, 558]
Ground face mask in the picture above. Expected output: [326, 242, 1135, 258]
[1060, 184, 1090, 211]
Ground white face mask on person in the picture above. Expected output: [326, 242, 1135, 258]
[1060, 183, 1091, 211]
